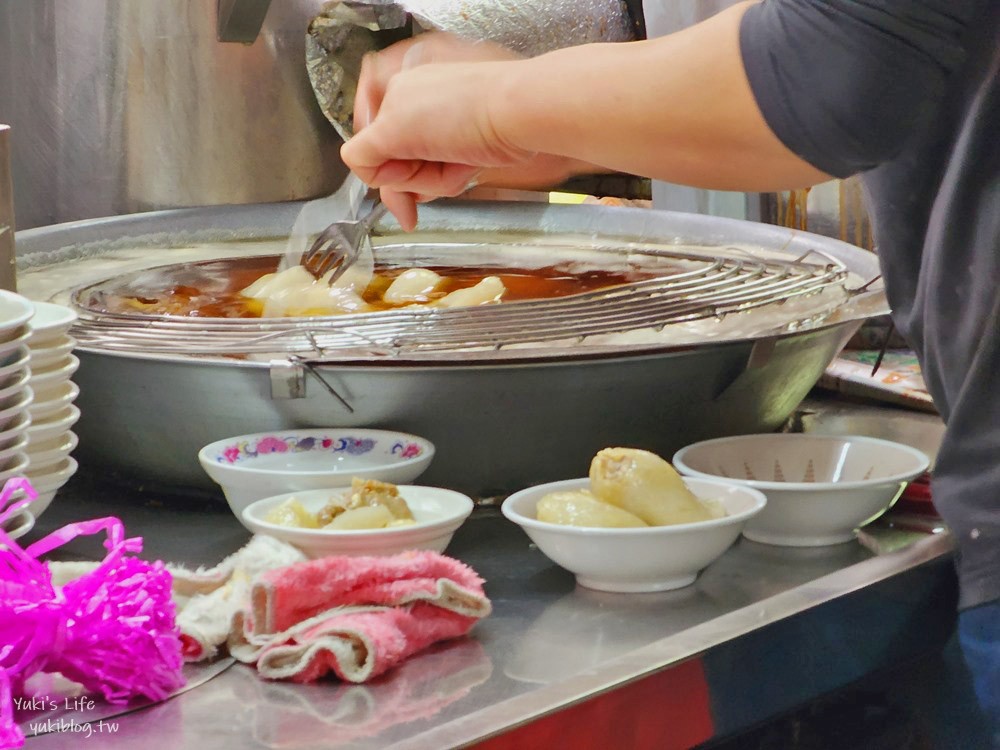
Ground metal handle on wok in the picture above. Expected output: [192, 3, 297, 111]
[217, 0, 272, 43]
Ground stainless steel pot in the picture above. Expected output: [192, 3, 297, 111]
[16, 202, 886, 497]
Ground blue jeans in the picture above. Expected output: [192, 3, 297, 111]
[959, 599, 1000, 745]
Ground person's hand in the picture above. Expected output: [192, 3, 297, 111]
[352, 33, 523, 134]
[343, 34, 538, 230]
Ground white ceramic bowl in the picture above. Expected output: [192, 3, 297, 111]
[28, 431, 78, 471]
[27, 405, 80, 444]
[0, 366, 28, 399]
[0, 411, 31, 450]
[27, 301, 77, 345]
[22, 456, 78, 519]
[199, 428, 435, 517]
[29, 381, 79, 421]
[241, 485, 473, 559]
[2, 508, 35, 540]
[0, 379, 31, 411]
[26, 490, 58, 520]
[501, 477, 767, 593]
[0, 452, 30, 484]
[0, 328, 32, 359]
[0, 368, 30, 404]
[29, 333, 76, 357]
[27, 455, 77, 484]
[0, 433, 30, 466]
[28, 335, 77, 368]
[0, 347, 30, 380]
[29, 355, 80, 391]
[0, 388, 31, 434]
[673, 434, 931, 547]
[29, 347, 76, 371]
[0, 292, 35, 338]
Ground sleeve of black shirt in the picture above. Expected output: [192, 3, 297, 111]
[739, 0, 989, 177]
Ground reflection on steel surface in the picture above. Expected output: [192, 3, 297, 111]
[243, 640, 491, 747]
[0, 0, 344, 229]
[394, 533, 952, 750]
[20, 659, 236, 738]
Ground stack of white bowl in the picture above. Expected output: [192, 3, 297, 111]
[0, 292, 36, 520]
[25, 301, 80, 517]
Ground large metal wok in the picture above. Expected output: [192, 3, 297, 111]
[16, 201, 886, 496]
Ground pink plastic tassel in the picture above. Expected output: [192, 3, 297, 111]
[0, 478, 185, 748]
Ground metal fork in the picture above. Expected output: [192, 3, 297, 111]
[300, 198, 389, 284]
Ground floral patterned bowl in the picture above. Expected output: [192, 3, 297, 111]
[198, 428, 435, 516]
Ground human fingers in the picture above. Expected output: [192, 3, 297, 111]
[355, 33, 521, 133]
[367, 158, 479, 198]
[379, 175, 478, 233]
[354, 38, 425, 132]
[353, 54, 380, 132]
[379, 188, 419, 232]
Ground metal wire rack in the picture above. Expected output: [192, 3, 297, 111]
[69, 247, 852, 357]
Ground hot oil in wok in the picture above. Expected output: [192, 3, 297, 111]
[88, 255, 660, 318]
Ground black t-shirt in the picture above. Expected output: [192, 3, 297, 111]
[741, 0, 1000, 610]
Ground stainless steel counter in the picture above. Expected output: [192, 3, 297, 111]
[21, 395, 956, 749]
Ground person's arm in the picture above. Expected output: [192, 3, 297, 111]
[739, 0, 990, 178]
[351, 32, 607, 222]
[342, 3, 826, 228]
[342, 0, 986, 229]
[489, 2, 829, 192]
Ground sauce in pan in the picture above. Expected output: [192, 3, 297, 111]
[84, 255, 660, 318]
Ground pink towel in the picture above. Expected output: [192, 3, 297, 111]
[168, 535, 306, 661]
[49, 535, 308, 663]
[229, 551, 491, 683]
